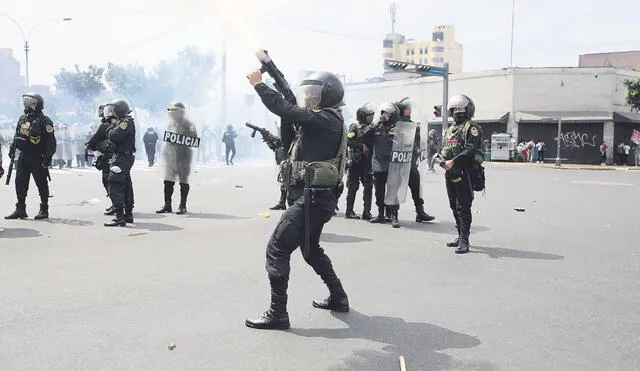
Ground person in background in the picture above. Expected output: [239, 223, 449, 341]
[599, 142, 607, 166]
[222, 124, 237, 166]
[535, 140, 545, 163]
[623, 142, 631, 166]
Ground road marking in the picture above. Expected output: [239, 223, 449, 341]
[571, 181, 635, 186]
[399, 356, 407, 371]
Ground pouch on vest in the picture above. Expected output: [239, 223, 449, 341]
[306, 161, 339, 188]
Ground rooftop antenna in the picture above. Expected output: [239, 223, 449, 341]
[390, 2, 397, 35]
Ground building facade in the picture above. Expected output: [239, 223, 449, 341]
[579, 51, 640, 71]
[0, 48, 24, 101]
[382, 25, 463, 74]
[345, 67, 640, 164]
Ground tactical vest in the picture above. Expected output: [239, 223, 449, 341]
[15, 114, 50, 151]
[279, 109, 347, 188]
[440, 120, 474, 160]
[347, 121, 367, 163]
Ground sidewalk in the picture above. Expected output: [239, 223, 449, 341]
[486, 161, 640, 171]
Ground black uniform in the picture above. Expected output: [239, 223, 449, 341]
[222, 128, 237, 165]
[105, 116, 136, 226]
[362, 119, 397, 222]
[86, 120, 115, 197]
[143, 129, 159, 166]
[441, 119, 482, 252]
[245, 76, 349, 330]
[345, 119, 373, 219]
[5, 111, 56, 220]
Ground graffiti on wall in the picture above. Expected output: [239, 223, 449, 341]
[556, 131, 598, 149]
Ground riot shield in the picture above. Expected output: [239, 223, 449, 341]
[160, 119, 199, 184]
[384, 120, 417, 205]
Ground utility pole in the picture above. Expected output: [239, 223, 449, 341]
[221, 39, 227, 125]
[555, 117, 562, 166]
[390, 2, 397, 35]
[509, 0, 516, 67]
[441, 63, 450, 139]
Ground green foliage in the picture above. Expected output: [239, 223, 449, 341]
[104, 63, 147, 99]
[54, 64, 105, 117]
[624, 77, 640, 112]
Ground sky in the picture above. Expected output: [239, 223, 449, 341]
[1, 0, 639, 97]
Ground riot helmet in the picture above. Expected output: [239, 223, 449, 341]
[102, 103, 117, 121]
[111, 99, 131, 119]
[167, 102, 186, 121]
[448, 94, 475, 124]
[22, 92, 44, 112]
[377, 102, 399, 124]
[356, 102, 375, 125]
[428, 129, 437, 137]
[395, 97, 412, 120]
[296, 71, 344, 110]
[98, 104, 105, 118]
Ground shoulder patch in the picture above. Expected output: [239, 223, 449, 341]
[190, 125, 196, 132]
[119, 121, 128, 130]
[347, 132, 356, 139]
[46, 124, 54, 133]
[470, 127, 479, 137]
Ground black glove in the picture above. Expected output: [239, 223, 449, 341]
[8, 142, 16, 159]
[42, 157, 52, 168]
[0, 164, 5, 179]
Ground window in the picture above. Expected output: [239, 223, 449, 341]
[432, 46, 445, 53]
[433, 57, 444, 63]
[432, 31, 444, 42]
[419, 48, 424, 54]
[383, 39, 393, 48]
[383, 52, 393, 58]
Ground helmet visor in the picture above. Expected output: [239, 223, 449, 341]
[168, 109, 184, 121]
[296, 83, 323, 109]
[22, 95, 38, 107]
[103, 105, 116, 118]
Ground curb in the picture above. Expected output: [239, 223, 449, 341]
[485, 162, 637, 171]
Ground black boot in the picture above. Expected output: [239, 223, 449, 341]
[34, 203, 49, 220]
[5, 202, 28, 220]
[362, 185, 373, 220]
[270, 188, 287, 210]
[369, 207, 386, 224]
[176, 183, 189, 215]
[456, 218, 471, 254]
[245, 292, 290, 330]
[415, 204, 435, 222]
[391, 210, 400, 229]
[312, 278, 349, 312]
[345, 189, 359, 219]
[384, 206, 392, 223]
[156, 180, 175, 213]
[447, 225, 461, 247]
[125, 207, 134, 224]
[104, 205, 116, 216]
[104, 208, 126, 227]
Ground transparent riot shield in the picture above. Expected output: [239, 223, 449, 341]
[384, 120, 417, 205]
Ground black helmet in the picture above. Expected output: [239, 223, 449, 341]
[167, 102, 186, 111]
[377, 102, 399, 123]
[167, 102, 186, 120]
[22, 92, 44, 111]
[356, 103, 375, 123]
[111, 99, 131, 119]
[297, 71, 344, 109]
[395, 97, 412, 120]
[448, 94, 475, 119]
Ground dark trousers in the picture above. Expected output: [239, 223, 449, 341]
[537, 151, 545, 162]
[266, 187, 341, 293]
[145, 145, 156, 166]
[14, 157, 49, 205]
[225, 143, 236, 164]
[346, 160, 373, 213]
[373, 171, 399, 213]
[108, 153, 135, 212]
[445, 170, 474, 240]
[408, 166, 424, 208]
[101, 166, 110, 197]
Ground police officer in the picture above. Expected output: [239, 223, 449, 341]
[5, 93, 57, 220]
[86, 105, 116, 215]
[102, 100, 136, 227]
[440, 94, 483, 254]
[143, 127, 159, 167]
[427, 129, 439, 172]
[395, 97, 435, 223]
[344, 103, 374, 220]
[244, 69, 349, 330]
[156, 102, 197, 215]
[363, 102, 400, 228]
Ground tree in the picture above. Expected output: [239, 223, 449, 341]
[624, 77, 640, 112]
[171, 46, 217, 107]
[54, 64, 105, 118]
[104, 62, 149, 116]
[136, 61, 175, 115]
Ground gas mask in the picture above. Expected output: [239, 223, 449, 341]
[23, 96, 38, 114]
[452, 108, 467, 125]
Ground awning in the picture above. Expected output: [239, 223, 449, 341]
[613, 111, 640, 124]
[515, 111, 612, 123]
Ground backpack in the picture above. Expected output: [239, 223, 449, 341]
[469, 162, 486, 192]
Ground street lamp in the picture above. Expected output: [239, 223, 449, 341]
[0, 14, 72, 87]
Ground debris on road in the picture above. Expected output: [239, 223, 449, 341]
[514, 208, 526, 212]
[168, 343, 176, 350]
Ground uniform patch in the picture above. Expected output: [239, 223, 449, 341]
[347, 132, 356, 139]
[119, 121, 128, 130]
[45, 124, 53, 133]
[470, 127, 479, 137]
[189, 125, 196, 132]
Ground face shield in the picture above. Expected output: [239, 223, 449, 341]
[168, 108, 185, 121]
[103, 105, 116, 119]
[296, 82, 323, 110]
[22, 95, 38, 109]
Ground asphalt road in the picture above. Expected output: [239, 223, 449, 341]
[1, 160, 639, 370]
